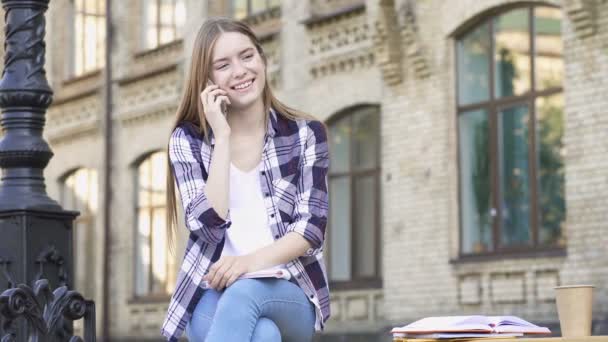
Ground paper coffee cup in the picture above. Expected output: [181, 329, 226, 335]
[555, 285, 594, 337]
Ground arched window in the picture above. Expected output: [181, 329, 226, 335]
[327, 106, 381, 287]
[134, 151, 175, 297]
[456, 5, 564, 255]
[61, 168, 99, 299]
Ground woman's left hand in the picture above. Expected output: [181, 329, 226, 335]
[204, 255, 255, 290]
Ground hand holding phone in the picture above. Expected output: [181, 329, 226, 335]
[200, 79, 231, 136]
[206, 80, 228, 116]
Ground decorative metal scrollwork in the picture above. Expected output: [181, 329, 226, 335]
[0, 258, 14, 289]
[0, 279, 95, 341]
[34, 245, 68, 286]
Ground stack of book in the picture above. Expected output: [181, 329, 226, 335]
[391, 315, 551, 341]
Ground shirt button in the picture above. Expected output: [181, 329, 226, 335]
[274, 234, 279, 239]
[306, 248, 314, 255]
[261, 171, 266, 175]
[265, 192, 270, 197]
[270, 213, 275, 218]
[296, 274, 302, 279]
[309, 294, 314, 299]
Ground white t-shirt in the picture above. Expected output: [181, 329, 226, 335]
[222, 161, 285, 273]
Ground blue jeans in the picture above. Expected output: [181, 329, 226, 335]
[186, 278, 316, 342]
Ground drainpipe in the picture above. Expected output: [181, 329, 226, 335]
[102, 0, 113, 340]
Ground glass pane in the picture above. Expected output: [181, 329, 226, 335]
[160, 0, 174, 25]
[63, 169, 99, 214]
[146, 27, 158, 49]
[498, 105, 531, 247]
[329, 117, 350, 174]
[63, 175, 76, 209]
[151, 191, 165, 207]
[160, 27, 174, 45]
[535, 7, 563, 90]
[98, 0, 106, 15]
[175, 0, 186, 34]
[151, 208, 167, 293]
[139, 157, 151, 188]
[152, 152, 167, 190]
[75, 12, 84, 75]
[458, 109, 492, 253]
[144, 0, 158, 48]
[329, 177, 351, 281]
[494, 8, 531, 98]
[269, 0, 280, 8]
[536, 94, 565, 246]
[233, 0, 247, 19]
[135, 209, 151, 295]
[89, 170, 99, 212]
[457, 22, 491, 105]
[96, 17, 106, 69]
[353, 108, 379, 171]
[354, 175, 377, 278]
[84, 15, 97, 72]
[139, 189, 150, 207]
[251, 0, 267, 14]
[85, 0, 97, 13]
[74, 169, 90, 211]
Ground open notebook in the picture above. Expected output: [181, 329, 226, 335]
[391, 315, 551, 335]
[201, 268, 291, 289]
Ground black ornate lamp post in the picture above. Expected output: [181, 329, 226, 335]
[0, 0, 93, 340]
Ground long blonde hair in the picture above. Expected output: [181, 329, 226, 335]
[166, 17, 315, 251]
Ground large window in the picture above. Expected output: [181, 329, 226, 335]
[142, 0, 186, 50]
[61, 168, 99, 299]
[134, 151, 175, 297]
[72, 0, 105, 76]
[456, 5, 565, 255]
[327, 106, 381, 287]
[232, 0, 281, 19]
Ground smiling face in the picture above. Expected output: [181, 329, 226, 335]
[209, 32, 266, 111]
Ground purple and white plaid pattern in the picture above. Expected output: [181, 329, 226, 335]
[161, 109, 330, 341]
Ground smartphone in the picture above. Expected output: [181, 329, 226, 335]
[206, 79, 228, 116]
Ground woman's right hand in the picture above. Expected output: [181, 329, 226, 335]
[200, 84, 231, 139]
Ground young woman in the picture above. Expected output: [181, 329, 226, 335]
[161, 18, 330, 342]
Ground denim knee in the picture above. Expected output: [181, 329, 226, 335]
[252, 317, 281, 342]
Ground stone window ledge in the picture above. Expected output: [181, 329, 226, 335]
[134, 39, 183, 60]
[303, 2, 365, 27]
[450, 247, 567, 264]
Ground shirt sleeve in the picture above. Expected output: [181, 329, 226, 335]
[285, 120, 329, 257]
[168, 126, 230, 244]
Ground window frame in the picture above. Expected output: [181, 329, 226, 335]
[59, 168, 99, 299]
[455, 4, 565, 258]
[141, 0, 184, 51]
[70, 0, 106, 77]
[326, 105, 382, 290]
[132, 151, 171, 300]
[231, 0, 280, 20]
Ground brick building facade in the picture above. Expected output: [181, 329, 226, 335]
[21, 0, 608, 340]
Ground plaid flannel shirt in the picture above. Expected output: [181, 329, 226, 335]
[161, 109, 330, 341]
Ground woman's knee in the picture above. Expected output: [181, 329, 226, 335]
[218, 279, 259, 307]
[252, 317, 281, 342]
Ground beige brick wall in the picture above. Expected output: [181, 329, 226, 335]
[37, 0, 608, 339]
[560, 0, 608, 320]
